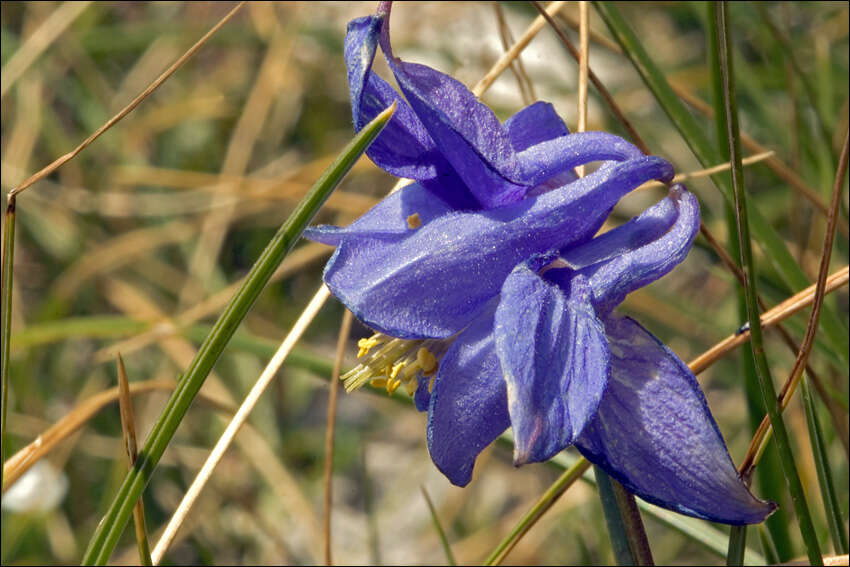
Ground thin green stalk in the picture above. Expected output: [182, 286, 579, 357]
[802, 375, 849, 555]
[706, 4, 793, 560]
[80, 103, 395, 565]
[593, 1, 849, 370]
[714, 3, 822, 564]
[1, 195, 16, 502]
[708, 14, 752, 567]
[483, 457, 591, 565]
[421, 486, 456, 566]
[726, 527, 747, 566]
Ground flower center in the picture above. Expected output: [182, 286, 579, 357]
[341, 332, 448, 395]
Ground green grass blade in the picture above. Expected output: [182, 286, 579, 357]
[713, 3, 822, 563]
[1, 195, 16, 503]
[706, 4, 794, 559]
[757, 524, 780, 564]
[10, 316, 148, 347]
[802, 376, 849, 555]
[593, 1, 849, 370]
[483, 456, 591, 566]
[80, 103, 396, 565]
[421, 486, 456, 566]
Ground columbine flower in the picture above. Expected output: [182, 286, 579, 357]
[305, 3, 775, 524]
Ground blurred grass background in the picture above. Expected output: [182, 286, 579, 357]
[1, 1, 848, 565]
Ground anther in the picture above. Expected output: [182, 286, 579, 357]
[390, 361, 405, 379]
[357, 336, 381, 357]
[405, 376, 419, 396]
[406, 213, 422, 229]
[417, 347, 437, 375]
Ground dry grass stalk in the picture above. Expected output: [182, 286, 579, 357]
[10, 2, 246, 197]
[117, 354, 153, 566]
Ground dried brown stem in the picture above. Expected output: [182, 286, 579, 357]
[3, 380, 234, 492]
[117, 355, 153, 566]
[554, 8, 848, 236]
[738, 128, 850, 477]
[532, 0, 650, 155]
[323, 310, 354, 566]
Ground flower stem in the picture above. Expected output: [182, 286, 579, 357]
[595, 466, 654, 566]
[726, 526, 747, 566]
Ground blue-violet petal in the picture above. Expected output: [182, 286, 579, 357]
[504, 101, 570, 152]
[378, 15, 527, 207]
[303, 181, 455, 246]
[495, 264, 609, 465]
[575, 315, 776, 525]
[322, 156, 674, 339]
[426, 305, 509, 487]
[345, 16, 449, 181]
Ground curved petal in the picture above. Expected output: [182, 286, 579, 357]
[303, 182, 455, 246]
[377, 9, 527, 208]
[495, 264, 608, 465]
[516, 132, 645, 187]
[504, 101, 570, 152]
[551, 184, 700, 317]
[426, 305, 509, 487]
[323, 156, 674, 339]
[346, 16, 451, 181]
[575, 315, 776, 524]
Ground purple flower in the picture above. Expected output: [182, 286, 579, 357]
[305, 5, 775, 525]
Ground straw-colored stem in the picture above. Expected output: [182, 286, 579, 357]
[689, 265, 849, 373]
[576, 1, 589, 177]
[532, 0, 650, 155]
[2, 379, 234, 493]
[151, 285, 331, 564]
[81, 104, 394, 566]
[472, 1, 566, 97]
[323, 309, 354, 566]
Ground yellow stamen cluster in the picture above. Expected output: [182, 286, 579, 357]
[343, 332, 443, 396]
